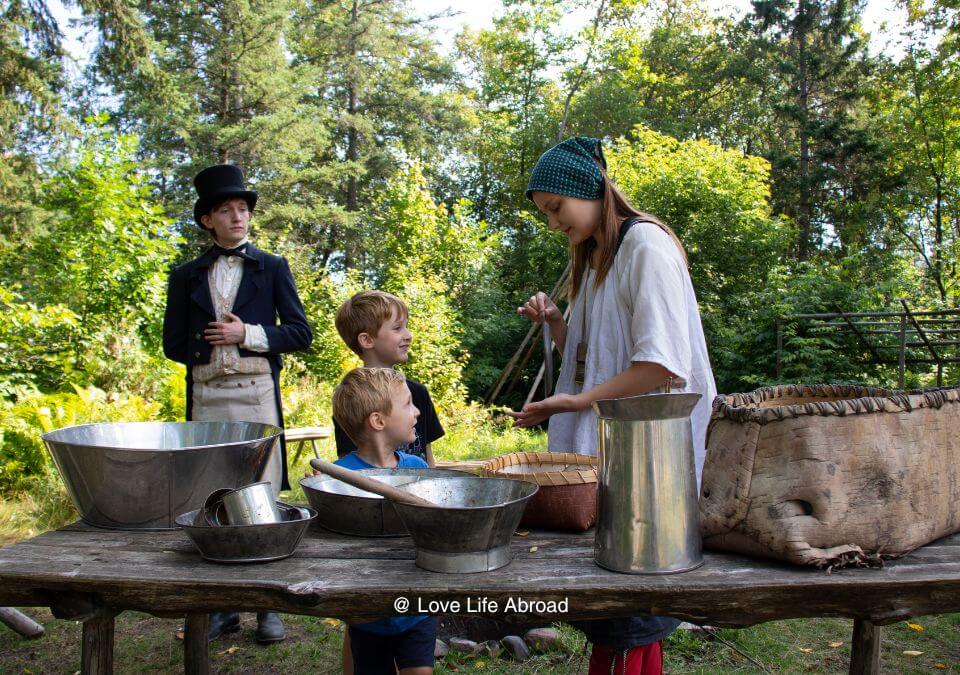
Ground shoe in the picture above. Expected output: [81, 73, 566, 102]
[208, 612, 241, 641]
[256, 612, 285, 644]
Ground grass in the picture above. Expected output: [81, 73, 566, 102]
[1, 411, 958, 672]
[1, 609, 957, 673]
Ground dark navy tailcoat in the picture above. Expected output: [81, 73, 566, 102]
[162, 244, 312, 489]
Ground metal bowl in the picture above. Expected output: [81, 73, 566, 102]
[300, 468, 471, 537]
[392, 476, 539, 573]
[175, 504, 317, 563]
[43, 421, 281, 530]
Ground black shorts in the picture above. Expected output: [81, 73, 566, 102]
[348, 617, 438, 673]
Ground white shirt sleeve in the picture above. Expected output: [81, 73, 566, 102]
[615, 230, 691, 382]
[241, 324, 270, 352]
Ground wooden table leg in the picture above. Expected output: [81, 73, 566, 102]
[849, 618, 882, 675]
[184, 613, 210, 675]
[81, 613, 115, 675]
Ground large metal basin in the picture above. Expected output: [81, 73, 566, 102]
[43, 421, 281, 530]
[392, 476, 538, 573]
[300, 468, 470, 537]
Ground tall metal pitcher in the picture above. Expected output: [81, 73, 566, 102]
[593, 392, 703, 574]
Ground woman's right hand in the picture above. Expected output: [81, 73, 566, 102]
[518, 291, 561, 326]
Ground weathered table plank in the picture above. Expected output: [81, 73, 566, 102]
[1, 523, 959, 675]
[1, 524, 958, 627]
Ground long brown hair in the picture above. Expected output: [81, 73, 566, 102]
[570, 170, 688, 299]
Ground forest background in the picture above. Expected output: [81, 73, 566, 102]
[1, 0, 959, 514]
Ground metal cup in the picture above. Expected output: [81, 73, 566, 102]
[220, 481, 281, 525]
[196, 488, 233, 526]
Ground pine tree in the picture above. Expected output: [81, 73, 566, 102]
[0, 0, 65, 241]
[290, 0, 463, 269]
[748, 0, 878, 260]
[90, 0, 343, 251]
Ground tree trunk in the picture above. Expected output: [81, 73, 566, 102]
[796, 0, 812, 261]
[343, 0, 360, 270]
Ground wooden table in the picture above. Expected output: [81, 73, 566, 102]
[0, 524, 957, 674]
[283, 426, 331, 463]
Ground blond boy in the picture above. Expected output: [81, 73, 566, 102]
[332, 368, 437, 674]
[334, 291, 443, 467]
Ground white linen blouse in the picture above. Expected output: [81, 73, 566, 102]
[546, 220, 717, 483]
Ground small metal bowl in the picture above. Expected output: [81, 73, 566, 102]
[175, 504, 317, 563]
[300, 468, 471, 537]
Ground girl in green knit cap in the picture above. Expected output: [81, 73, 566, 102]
[507, 137, 717, 675]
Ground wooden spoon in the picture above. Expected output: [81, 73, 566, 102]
[309, 459, 439, 508]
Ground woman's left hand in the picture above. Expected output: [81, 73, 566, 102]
[505, 393, 585, 428]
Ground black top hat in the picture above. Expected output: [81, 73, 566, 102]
[193, 164, 258, 228]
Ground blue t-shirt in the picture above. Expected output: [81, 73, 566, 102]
[335, 450, 428, 471]
[333, 450, 429, 634]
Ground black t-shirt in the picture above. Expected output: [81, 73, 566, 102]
[334, 378, 445, 460]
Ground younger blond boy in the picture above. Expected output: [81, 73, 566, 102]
[332, 368, 437, 675]
[334, 290, 443, 466]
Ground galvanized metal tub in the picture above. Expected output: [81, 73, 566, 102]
[300, 468, 470, 537]
[392, 476, 538, 573]
[42, 421, 281, 530]
[176, 503, 317, 563]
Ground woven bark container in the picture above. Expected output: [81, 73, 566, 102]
[700, 384, 960, 568]
[482, 452, 598, 531]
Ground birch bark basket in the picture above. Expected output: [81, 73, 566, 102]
[699, 384, 960, 567]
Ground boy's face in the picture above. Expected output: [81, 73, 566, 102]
[362, 306, 412, 365]
[201, 198, 250, 247]
[378, 382, 420, 446]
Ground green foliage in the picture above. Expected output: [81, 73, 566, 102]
[281, 374, 337, 430]
[8, 466, 79, 537]
[0, 0, 66, 242]
[432, 403, 547, 462]
[608, 126, 791, 391]
[721, 253, 933, 392]
[0, 385, 164, 491]
[0, 286, 81, 397]
[392, 274, 469, 408]
[362, 164, 498, 407]
[746, 0, 884, 260]
[284, 260, 362, 384]
[364, 164, 498, 305]
[35, 115, 178, 340]
[0, 115, 181, 396]
[609, 126, 789, 300]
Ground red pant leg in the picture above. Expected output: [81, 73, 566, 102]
[588, 640, 663, 675]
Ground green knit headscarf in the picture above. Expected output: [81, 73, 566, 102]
[525, 137, 607, 202]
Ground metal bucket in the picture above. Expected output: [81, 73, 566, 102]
[392, 476, 538, 573]
[593, 393, 703, 574]
[42, 421, 281, 530]
[300, 468, 471, 537]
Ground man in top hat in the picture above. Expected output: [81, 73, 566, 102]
[163, 164, 312, 643]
